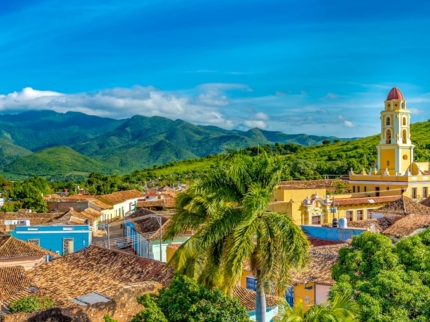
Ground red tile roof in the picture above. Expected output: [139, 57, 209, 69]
[98, 190, 144, 205]
[370, 196, 430, 216]
[334, 195, 401, 206]
[386, 87, 404, 101]
[383, 214, 430, 238]
[0, 235, 56, 259]
[0, 266, 30, 306]
[24, 245, 174, 307]
[278, 179, 345, 190]
[348, 217, 394, 232]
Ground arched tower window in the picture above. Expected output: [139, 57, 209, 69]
[386, 129, 391, 144]
[386, 117, 391, 126]
[403, 129, 407, 144]
[403, 117, 407, 126]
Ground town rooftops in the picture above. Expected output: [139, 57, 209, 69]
[98, 190, 144, 205]
[23, 245, 174, 308]
[277, 179, 345, 190]
[369, 196, 430, 216]
[333, 195, 401, 206]
[0, 235, 56, 259]
[382, 214, 430, 238]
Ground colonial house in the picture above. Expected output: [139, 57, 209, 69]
[97, 190, 144, 221]
[0, 234, 56, 270]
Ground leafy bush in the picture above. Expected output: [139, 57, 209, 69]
[8, 296, 55, 313]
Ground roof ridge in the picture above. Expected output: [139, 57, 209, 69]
[0, 234, 12, 250]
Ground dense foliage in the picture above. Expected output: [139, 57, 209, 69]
[130, 275, 250, 322]
[330, 231, 430, 321]
[8, 296, 55, 313]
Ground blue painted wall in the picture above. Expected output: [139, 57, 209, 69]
[12, 225, 91, 256]
[301, 226, 365, 241]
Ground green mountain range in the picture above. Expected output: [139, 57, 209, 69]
[0, 110, 352, 178]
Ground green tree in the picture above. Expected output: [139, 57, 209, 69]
[330, 232, 430, 321]
[103, 314, 118, 322]
[165, 153, 309, 322]
[131, 275, 249, 322]
[12, 182, 48, 212]
[9, 296, 55, 313]
[275, 294, 359, 322]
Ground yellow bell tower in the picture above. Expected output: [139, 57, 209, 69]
[377, 87, 414, 175]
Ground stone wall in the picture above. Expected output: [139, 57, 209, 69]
[2, 282, 162, 322]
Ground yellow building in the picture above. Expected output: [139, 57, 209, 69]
[349, 87, 430, 200]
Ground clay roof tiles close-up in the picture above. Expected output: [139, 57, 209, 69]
[348, 217, 395, 232]
[369, 196, 430, 216]
[278, 179, 345, 190]
[0, 266, 31, 307]
[24, 245, 174, 308]
[382, 214, 430, 238]
[0, 235, 56, 259]
[333, 195, 401, 206]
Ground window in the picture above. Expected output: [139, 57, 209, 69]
[386, 129, 391, 144]
[27, 239, 40, 246]
[352, 186, 356, 193]
[346, 210, 353, 222]
[403, 117, 407, 126]
[357, 186, 361, 193]
[312, 216, 321, 225]
[364, 186, 367, 192]
[423, 187, 428, 198]
[376, 187, 380, 197]
[401, 188, 405, 195]
[387, 161, 390, 166]
[386, 117, 391, 126]
[357, 210, 364, 221]
[63, 238, 74, 255]
[403, 129, 407, 144]
[412, 188, 417, 199]
[387, 187, 390, 191]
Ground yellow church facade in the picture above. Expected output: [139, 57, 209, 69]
[349, 87, 430, 200]
[270, 87, 430, 225]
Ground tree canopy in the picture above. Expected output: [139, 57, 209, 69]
[330, 231, 430, 321]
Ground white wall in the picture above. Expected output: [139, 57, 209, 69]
[315, 284, 331, 305]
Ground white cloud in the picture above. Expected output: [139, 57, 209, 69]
[344, 120, 354, 128]
[0, 85, 239, 128]
[243, 120, 267, 129]
[255, 112, 269, 120]
[321, 92, 339, 100]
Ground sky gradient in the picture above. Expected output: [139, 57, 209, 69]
[1, 0, 430, 137]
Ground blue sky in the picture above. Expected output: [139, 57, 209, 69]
[1, 0, 430, 137]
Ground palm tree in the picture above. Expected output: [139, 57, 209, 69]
[275, 295, 359, 322]
[165, 152, 310, 322]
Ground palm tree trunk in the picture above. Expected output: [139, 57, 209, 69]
[256, 272, 267, 322]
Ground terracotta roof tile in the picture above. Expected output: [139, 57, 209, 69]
[289, 244, 348, 285]
[233, 285, 282, 311]
[383, 214, 430, 238]
[0, 212, 62, 225]
[137, 200, 165, 209]
[98, 190, 144, 205]
[307, 237, 346, 247]
[370, 196, 430, 216]
[334, 195, 401, 206]
[67, 195, 98, 200]
[127, 209, 170, 240]
[89, 199, 113, 210]
[24, 245, 174, 308]
[0, 266, 31, 306]
[0, 235, 56, 259]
